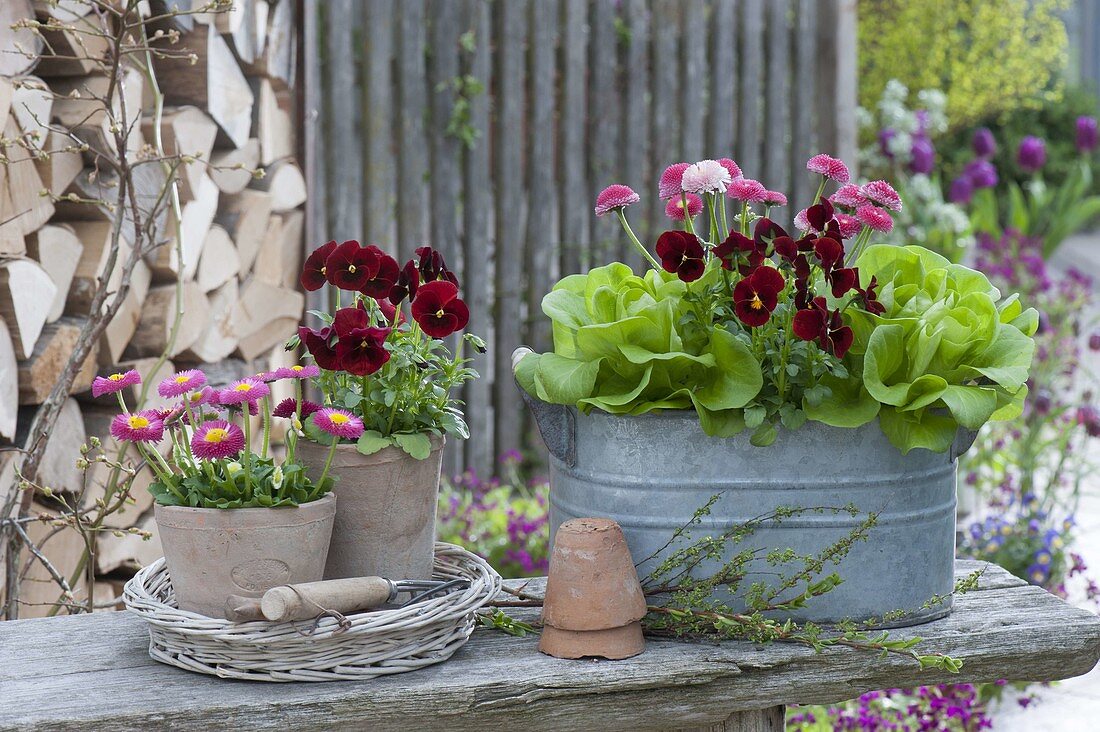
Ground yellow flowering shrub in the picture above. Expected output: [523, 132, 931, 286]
[859, 0, 1069, 127]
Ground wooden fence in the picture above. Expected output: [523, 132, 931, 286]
[302, 0, 858, 478]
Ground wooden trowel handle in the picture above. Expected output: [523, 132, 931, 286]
[224, 576, 395, 623]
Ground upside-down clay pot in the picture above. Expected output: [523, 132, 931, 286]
[298, 436, 444, 581]
[539, 517, 647, 660]
[154, 493, 336, 619]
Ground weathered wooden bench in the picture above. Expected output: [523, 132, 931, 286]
[2, 560, 1099, 731]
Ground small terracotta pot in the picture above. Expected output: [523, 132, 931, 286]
[298, 436, 444, 581]
[153, 493, 336, 619]
[539, 517, 647, 660]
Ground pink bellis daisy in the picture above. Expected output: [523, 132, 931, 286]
[185, 386, 218, 409]
[681, 159, 732, 195]
[806, 153, 851, 184]
[665, 193, 703, 221]
[859, 180, 903, 212]
[835, 213, 863, 239]
[717, 157, 742, 181]
[273, 398, 323, 419]
[793, 208, 811, 232]
[219, 378, 272, 405]
[157, 369, 207, 399]
[855, 204, 894, 234]
[831, 183, 866, 209]
[268, 364, 321, 380]
[91, 369, 141, 398]
[191, 420, 246, 460]
[594, 184, 640, 216]
[726, 178, 768, 203]
[658, 162, 691, 199]
[313, 408, 366, 440]
[763, 190, 787, 207]
[110, 410, 164, 444]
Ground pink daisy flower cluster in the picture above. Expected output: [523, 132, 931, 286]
[594, 184, 641, 216]
[806, 153, 851, 184]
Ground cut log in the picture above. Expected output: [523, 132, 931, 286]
[152, 24, 254, 148]
[33, 10, 111, 77]
[147, 173, 218, 281]
[123, 281, 210, 359]
[0, 76, 11, 119]
[231, 278, 303, 361]
[65, 220, 119, 314]
[15, 397, 86, 494]
[0, 231, 24, 258]
[215, 188, 271, 272]
[252, 77, 293, 165]
[0, 317, 17, 439]
[0, 259, 57, 359]
[10, 75, 51, 138]
[253, 0, 269, 60]
[253, 209, 303, 289]
[98, 259, 150, 366]
[26, 223, 83, 322]
[264, 0, 295, 90]
[33, 130, 82, 197]
[141, 106, 218, 201]
[253, 159, 305, 212]
[49, 66, 145, 160]
[181, 277, 238, 363]
[0, 116, 55, 235]
[95, 512, 161, 574]
[16, 503, 86, 618]
[201, 357, 259, 388]
[194, 223, 239, 293]
[216, 0, 258, 65]
[208, 137, 259, 194]
[54, 163, 169, 244]
[0, 1, 43, 77]
[17, 316, 98, 405]
[82, 453, 155, 530]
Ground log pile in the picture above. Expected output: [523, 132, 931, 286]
[0, 0, 305, 616]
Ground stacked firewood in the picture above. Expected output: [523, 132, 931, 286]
[0, 0, 304, 615]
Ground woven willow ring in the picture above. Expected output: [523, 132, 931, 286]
[123, 543, 502, 682]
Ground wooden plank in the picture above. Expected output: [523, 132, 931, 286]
[362, 0, 395, 246]
[493, 0, 527, 461]
[325, 0, 363, 242]
[302, 0, 327, 326]
[461, 0, 493, 478]
[2, 562, 1099, 731]
[708, 0, 737, 158]
[763, 0, 792, 215]
[790, 0, 818, 211]
[397, 0, 429, 254]
[680, 0, 706, 163]
[621, 0, 651, 265]
[815, 0, 859, 172]
[737, 0, 765, 178]
[559, 0, 588, 276]
[525, 0, 557, 355]
[650, 0, 680, 239]
[429, 0, 465, 477]
[587, 0, 621, 265]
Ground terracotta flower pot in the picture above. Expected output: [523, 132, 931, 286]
[539, 517, 647, 660]
[298, 435, 444, 581]
[153, 493, 336, 619]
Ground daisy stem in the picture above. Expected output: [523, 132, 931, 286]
[740, 202, 749, 237]
[242, 412, 253, 495]
[318, 438, 339, 488]
[616, 208, 661, 271]
[289, 381, 303, 464]
[137, 443, 175, 487]
[116, 392, 127, 413]
[813, 177, 827, 206]
[719, 193, 729, 237]
[681, 193, 696, 236]
[707, 194, 720, 245]
[202, 459, 219, 487]
[260, 395, 271, 459]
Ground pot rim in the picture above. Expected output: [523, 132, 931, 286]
[153, 491, 336, 525]
[299, 432, 446, 464]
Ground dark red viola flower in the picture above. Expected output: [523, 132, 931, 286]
[792, 297, 854, 358]
[814, 236, 845, 272]
[336, 326, 392, 376]
[377, 297, 406, 326]
[806, 197, 835, 232]
[273, 398, 322, 420]
[794, 278, 813, 310]
[360, 245, 400, 298]
[415, 246, 459, 286]
[753, 217, 788, 253]
[325, 240, 380, 291]
[301, 240, 338, 291]
[333, 304, 370, 336]
[411, 280, 470, 338]
[829, 266, 859, 297]
[656, 230, 706, 281]
[298, 326, 341, 371]
[853, 273, 886, 315]
[733, 266, 786, 327]
[713, 230, 764, 275]
[389, 259, 420, 305]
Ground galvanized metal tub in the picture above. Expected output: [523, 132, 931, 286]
[524, 398, 973, 627]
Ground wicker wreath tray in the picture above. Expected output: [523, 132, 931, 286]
[123, 542, 502, 682]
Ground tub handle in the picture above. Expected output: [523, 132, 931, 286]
[512, 347, 577, 467]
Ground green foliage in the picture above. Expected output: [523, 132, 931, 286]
[858, 0, 1069, 128]
[149, 456, 332, 509]
[842, 245, 1038, 453]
